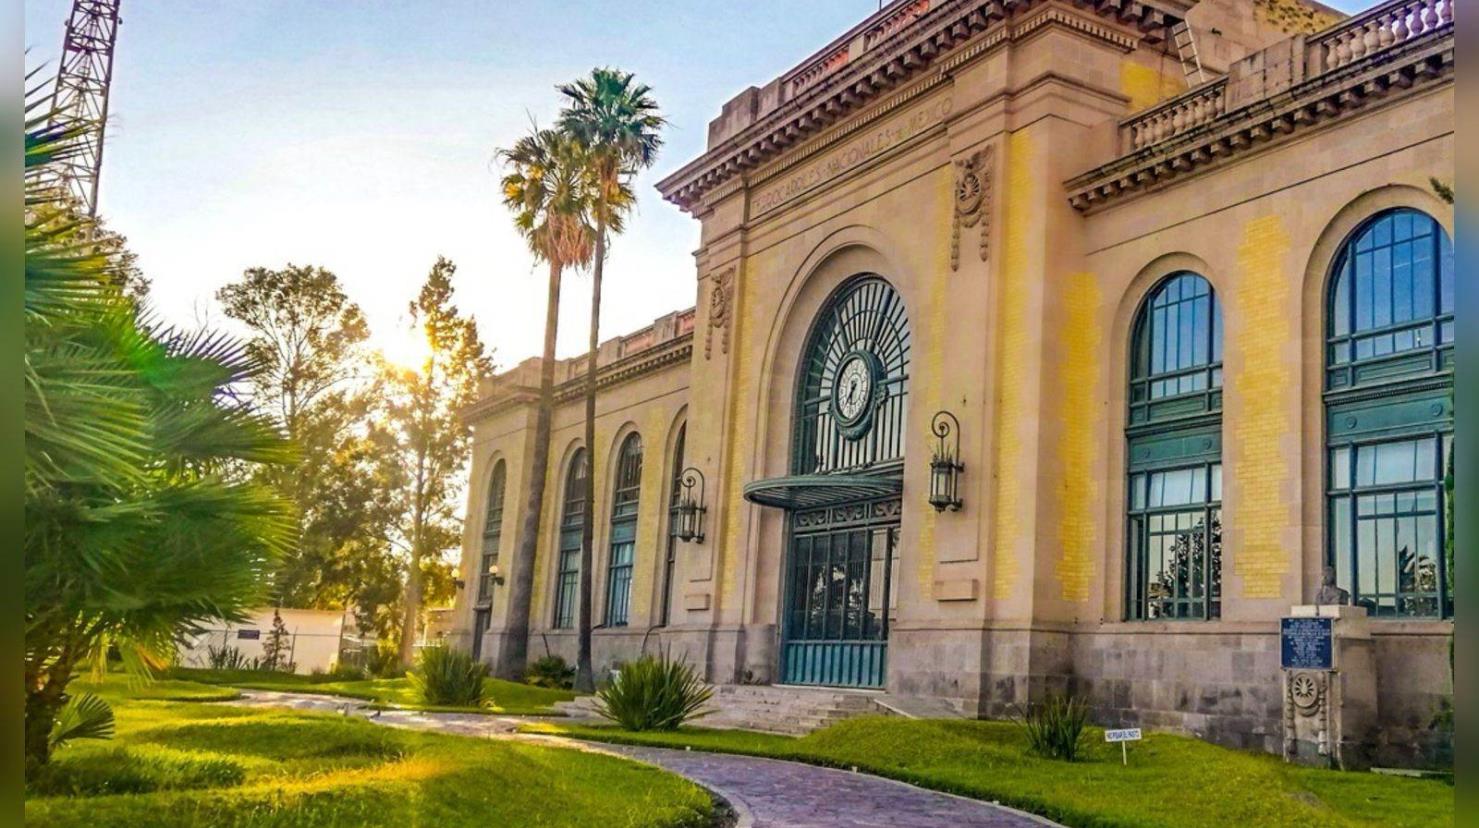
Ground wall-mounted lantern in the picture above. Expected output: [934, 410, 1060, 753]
[675, 467, 707, 543]
[487, 562, 506, 587]
[929, 410, 964, 512]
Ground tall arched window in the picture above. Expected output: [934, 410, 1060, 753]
[1126, 272, 1223, 621]
[660, 423, 686, 627]
[553, 449, 587, 629]
[477, 460, 507, 606]
[1325, 208, 1454, 618]
[605, 433, 643, 627]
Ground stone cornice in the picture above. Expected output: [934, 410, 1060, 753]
[461, 333, 694, 425]
[658, 0, 1183, 214]
[1066, 13, 1454, 212]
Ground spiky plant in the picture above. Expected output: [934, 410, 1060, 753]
[24, 69, 295, 772]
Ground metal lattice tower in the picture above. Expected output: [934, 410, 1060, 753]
[50, 0, 121, 217]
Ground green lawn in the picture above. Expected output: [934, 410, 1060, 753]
[171, 667, 577, 715]
[28, 676, 710, 828]
[523, 718, 1453, 828]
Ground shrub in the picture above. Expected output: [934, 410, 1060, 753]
[327, 661, 368, 682]
[409, 645, 487, 707]
[594, 649, 712, 732]
[205, 645, 251, 671]
[525, 655, 575, 689]
[1013, 694, 1090, 761]
[365, 642, 403, 678]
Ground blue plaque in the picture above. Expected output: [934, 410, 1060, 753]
[1280, 617, 1333, 670]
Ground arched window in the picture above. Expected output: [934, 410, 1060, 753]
[604, 433, 643, 627]
[661, 423, 686, 627]
[477, 460, 507, 606]
[793, 276, 910, 475]
[1325, 208, 1454, 618]
[553, 449, 587, 629]
[1126, 272, 1223, 621]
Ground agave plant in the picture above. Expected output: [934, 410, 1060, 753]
[24, 69, 295, 771]
[594, 648, 712, 732]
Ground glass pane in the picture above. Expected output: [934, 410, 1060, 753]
[1331, 496, 1352, 592]
[1330, 447, 1351, 490]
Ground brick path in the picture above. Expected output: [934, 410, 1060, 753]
[228, 691, 1058, 828]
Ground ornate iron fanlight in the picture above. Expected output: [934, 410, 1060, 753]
[675, 467, 707, 543]
[929, 410, 964, 512]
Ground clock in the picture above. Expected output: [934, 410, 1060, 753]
[831, 349, 882, 439]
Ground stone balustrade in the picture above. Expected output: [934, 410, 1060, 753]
[1120, 0, 1453, 155]
[1312, 0, 1453, 73]
[1124, 78, 1228, 151]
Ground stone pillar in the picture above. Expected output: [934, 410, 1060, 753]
[1281, 604, 1376, 769]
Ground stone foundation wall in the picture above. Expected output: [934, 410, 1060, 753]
[1067, 628, 1285, 754]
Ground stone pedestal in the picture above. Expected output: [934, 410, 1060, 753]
[1281, 604, 1376, 770]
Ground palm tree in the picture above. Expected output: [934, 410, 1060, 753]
[25, 77, 295, 770]
[558, 68, 664, 692]
[495, 127, 597, 677]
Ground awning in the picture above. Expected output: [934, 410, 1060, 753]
[742, 472, 903, 510]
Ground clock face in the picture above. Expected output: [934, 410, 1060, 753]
[832, 351, 879, 437]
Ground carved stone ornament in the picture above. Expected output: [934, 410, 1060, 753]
[1289, 670, 1325, 717]
[704, 267, 735, 360]
[951, 146, 992, 271]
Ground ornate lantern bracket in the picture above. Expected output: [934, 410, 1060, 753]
[676, 467, 707, 543]
[929, 410, 964, 512]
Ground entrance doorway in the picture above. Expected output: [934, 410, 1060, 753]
[782, 499, 898, 687]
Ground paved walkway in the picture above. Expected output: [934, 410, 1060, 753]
[227, 691, 1057, 828]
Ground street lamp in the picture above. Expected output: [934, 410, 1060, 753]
[929, 410, 964, 512]
[675, 467, 707, 543]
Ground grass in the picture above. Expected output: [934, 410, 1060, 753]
[170, 667, 577, 715]
[522, 717, 1454, 828]
[27, 675, 712, 827]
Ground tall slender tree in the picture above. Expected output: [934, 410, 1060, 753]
[379, 257, 493, 667]
[217, 265, 396, 614]
[558, 68, 664, 691]
[494, 128, 597, 677]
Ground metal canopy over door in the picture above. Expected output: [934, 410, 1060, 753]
[756, 275, 909, 689]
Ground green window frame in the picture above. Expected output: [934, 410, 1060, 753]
[1325, 208, 1454, 619]
[660, 424, 685, 627]
[1126, 272, 1223, 621]
[553, 449, 587, 629]
[604, 434, 642, 628]
[477, 459, 507, 606]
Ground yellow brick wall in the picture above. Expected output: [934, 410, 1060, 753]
[1230, 215, 1293, 599]
[991, 129, 1035, 601]
[910, 167, 956, 596]
[1055, 271, 1101, 602]
[1120, 60, 1186, 115]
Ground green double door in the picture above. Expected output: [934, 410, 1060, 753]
[780, 499, 898, 688]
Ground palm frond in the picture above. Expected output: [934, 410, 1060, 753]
[49, 693, 115, 748]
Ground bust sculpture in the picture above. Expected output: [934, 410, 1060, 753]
[1314, 565, 1350, 606]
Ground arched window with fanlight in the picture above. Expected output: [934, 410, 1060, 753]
[604, 433, 643, 627]
[1126, 272, 1224, 621]
[477, 460, 507, 607]
[1325, 208, 1454, 618]
[553, 449, 587, 629]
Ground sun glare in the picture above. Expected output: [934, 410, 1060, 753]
[378, 324, 433, 372]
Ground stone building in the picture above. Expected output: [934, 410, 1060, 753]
[455, 0, 1454, 765]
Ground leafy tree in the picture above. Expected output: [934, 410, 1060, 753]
[216, 265, 399, 614]
[558, 68, 664, 690]
[375, 257, 493, 666]
[24, 86, 294, 770]
[495, 126, 597, 677]
[260, 609, 293, 672]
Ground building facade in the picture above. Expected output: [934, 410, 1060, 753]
[456, 0, 1454, 766]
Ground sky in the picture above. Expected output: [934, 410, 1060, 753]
[23, 0, 1372, 369]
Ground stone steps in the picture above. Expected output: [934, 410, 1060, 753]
[553, 684, 889, 735]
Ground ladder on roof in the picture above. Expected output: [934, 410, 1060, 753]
[1170, 21, 1206, 85]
